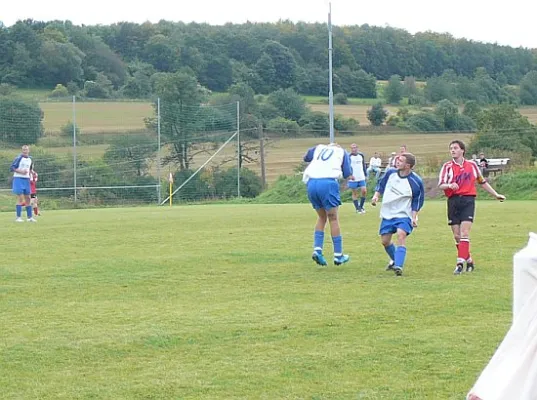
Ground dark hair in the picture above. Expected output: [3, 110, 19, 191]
[449, 140, 466, 154]
[400, 152, 416, 168]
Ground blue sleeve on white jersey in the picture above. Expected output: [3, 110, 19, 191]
[10, 155, 22, 172]
[409, 173, 425, 212]
[341, 151, 352, 179]
[375, 168, 395, 194]
[303, 146, 316, 163]
[359, 152, 367, 176]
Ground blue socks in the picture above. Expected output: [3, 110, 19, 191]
[353, 199, 359, 211]
[332, 235, 343, 256]
[16, 204, 22, 218]
[359, 197, 366, 209]
[314, 231, 324, 253]
[26, 206, 32, 218]
[314, 231, 344, 257]
[384, 243, 396, 261]
[394, 246, 407, 269]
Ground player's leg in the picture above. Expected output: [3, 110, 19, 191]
[381, 232, 396, 270]
[459, 221, 474, 271]
[448, 197, 464, 275]
[460, 197, 476, 272]
[327, 206, 349, 265]
[393, 224, 411, 276]
[359, 184, 367, 213]
[12, 178, 24, 221]
[31, 194, 39, 216]
[307, 180, 328, 266]
[351, 186, 360, 212]
[312, 208, 328, 266]
[451, 224, 465, 275]
[324, 179, 349, 265]
[15, 194, 24, 221]
[23, 180, 34, 221]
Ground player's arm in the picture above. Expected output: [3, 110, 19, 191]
[303, 146, 316, 163]
[437, 163, 458, 190]
[410, 176, 425, 225]
[10, 156, 26, 174]
[480, 182, 505, 200]
[477, 173, 505, 201]
[341, 151, 352, 179]
[371, 169, 392, 205]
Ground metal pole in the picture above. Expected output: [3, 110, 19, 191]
[328, 2, 335, 143]
[236, 101, 240, 198]
[259, 124, 266, 189]
[72, 95, 77, 202]
[157, 97, 161, 204]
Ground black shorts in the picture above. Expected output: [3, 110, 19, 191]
[30, 193, 37, 199]
[447, 195, 475, 226]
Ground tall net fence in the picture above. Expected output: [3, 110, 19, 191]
[0, 98, 241, 209]
[0, 95, 493, 210]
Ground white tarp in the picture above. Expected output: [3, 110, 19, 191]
[467, 233, 537, 400]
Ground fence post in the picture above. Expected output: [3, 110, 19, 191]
[157, 97, 161, 204]
[72, 95, 77, 203]
[259, 124, 266, 189]
[236, 101, 240, 198]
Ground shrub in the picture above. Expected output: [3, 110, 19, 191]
[334, 93, 348, 105]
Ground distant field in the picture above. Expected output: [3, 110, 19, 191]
[180, 133, 472, 184]
[40, 102, 153, 134]
[303, 96, 384, 105]
[33, 100, 537, 133]
[311, 104, 537, 125]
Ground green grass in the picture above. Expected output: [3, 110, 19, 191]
[0, 201, 529, 399]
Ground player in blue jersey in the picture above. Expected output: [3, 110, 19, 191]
[371, 153, 424, 276]
[10, 145, 36, 222]
[303, 143, 353, 266]
[348, 143, 368, 214]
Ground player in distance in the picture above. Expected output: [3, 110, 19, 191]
[302, 143, 352, 266]
[438, 140, 505, 275]
[348, 143, 368, 214]
[371, 153, 424, 276]
[10, 145, 36, 222]
[29, 163, 40, 217]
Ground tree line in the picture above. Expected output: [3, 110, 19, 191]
[1, 19, 537, 100]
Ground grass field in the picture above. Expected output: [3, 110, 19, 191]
[0, 201, 529, 399]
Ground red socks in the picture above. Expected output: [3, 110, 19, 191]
[458, 238, 470, 261]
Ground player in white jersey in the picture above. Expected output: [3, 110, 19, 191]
[371, 153, 424, 276]
[303, 143, 352, 266]
[348, 143, 368, 214]
[10, 145, 36, 222]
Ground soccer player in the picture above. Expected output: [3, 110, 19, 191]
[10, 145, 36, 222]
[303, 143, 352, 266]
[29, 163, 40, 217]
[371, 153, 424, 276]
[348, 143, 368, 214]
[438, 140, 505, 275]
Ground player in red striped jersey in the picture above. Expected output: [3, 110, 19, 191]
[29, 163, 40, 217]
[438, 140, 505, 275]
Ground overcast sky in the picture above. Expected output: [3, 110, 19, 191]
[3, 0, 536, 49]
